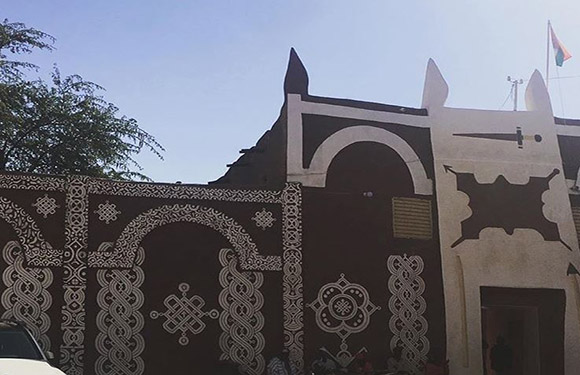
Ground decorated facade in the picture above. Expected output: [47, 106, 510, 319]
[1, 49, 579, 375]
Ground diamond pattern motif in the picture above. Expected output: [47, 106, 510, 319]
[252, 208, 276, 230]
[150, 283, 218, 346]
[95, 200, 121, 224]
[32, 194, 60, 218]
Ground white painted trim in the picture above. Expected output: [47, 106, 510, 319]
[286, 94, 433, 195]
[307, 126, 432, 195]
[286, 94, 304, 178]
[290, 94, 580, 139]
[297, 99, 430, 128]
[557, 125, 580, 137]
[286, 94, 579, 195]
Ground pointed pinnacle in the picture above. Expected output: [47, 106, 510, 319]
[283, 48, 309, 96]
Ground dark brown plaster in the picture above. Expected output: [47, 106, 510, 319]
[446, 167, 570, 249]
[301, 114, 434, 179]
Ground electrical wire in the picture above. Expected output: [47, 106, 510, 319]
[522, 74, 580, 83]
[548, 75, 580, 80]
[499, 84, 514, 110]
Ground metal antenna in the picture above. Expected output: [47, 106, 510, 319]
[507, 76, 524, 111]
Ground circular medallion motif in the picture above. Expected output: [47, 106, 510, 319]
[308, 273, 380, 340]
[329, 295, 357, 320]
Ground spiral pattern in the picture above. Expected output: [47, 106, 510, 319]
[219, 248, 265, 375]
[1, 241, 53, 350]
[95, 247, 145, 375]
[387, 254, 429, 375]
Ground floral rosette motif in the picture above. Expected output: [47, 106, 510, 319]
[309, 273, 379, 340]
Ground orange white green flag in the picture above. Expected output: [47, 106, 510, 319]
[550, 23, 572, 67]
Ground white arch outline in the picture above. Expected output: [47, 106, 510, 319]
[0, 196, 62, 266]
[307, 126, 432, 195]
[88, 203, 281, 270]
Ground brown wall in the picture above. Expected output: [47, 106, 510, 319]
[302, 140, 445, 372]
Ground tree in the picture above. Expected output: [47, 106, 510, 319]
[0, 19, 55, 81]
[0, 19, 163, 180]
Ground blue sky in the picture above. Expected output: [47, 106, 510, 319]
[4, 0, 580, 183]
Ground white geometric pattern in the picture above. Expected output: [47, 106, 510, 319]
[89, 204, 281, 270]
[95, 247, 145, 375]
[252, 208, 276, 230]
[281, 183, 304, 373]
[0, 175, 304, 373]
[150, 283, 219, 346]
[1, 241, 53, 351]
[219, 248, 265, 375]
[59, 175, 89, 375]
[0, 174, 66, 192]
[88, 179, 282, 203]
[95, 200, 121, 224]
[308, 274, 379, 368]
[309, 273, 379, 339]
[0, 196, 61, 267]
[32, 194, 60, 218]
[387, 254, 429, 375]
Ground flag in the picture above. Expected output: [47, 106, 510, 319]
[550, 24, 572, 67]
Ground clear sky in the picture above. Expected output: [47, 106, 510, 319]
[4, 0, 580, 183]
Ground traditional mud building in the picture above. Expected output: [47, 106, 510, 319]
[1, 50, 580, 375]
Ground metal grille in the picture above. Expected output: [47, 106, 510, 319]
[392, 197, 433, 240]
[572, 206, 580, 243]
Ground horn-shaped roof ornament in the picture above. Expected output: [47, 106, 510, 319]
[421, 58, 448, 109]
[284, 48, 309, 96]
[525, 70, 553, 114]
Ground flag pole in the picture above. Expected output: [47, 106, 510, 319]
[546, 20, 551, 89]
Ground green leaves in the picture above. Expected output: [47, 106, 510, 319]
[0, 20, 163, 180]
[0, 19, 55, 81]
